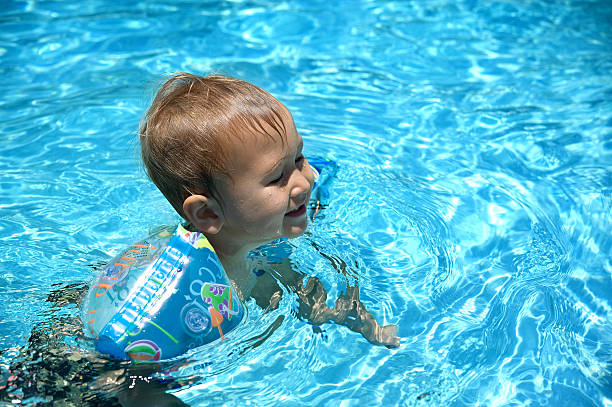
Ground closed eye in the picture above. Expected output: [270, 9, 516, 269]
[269, 172, 283, 185]
[267, 149, 304, 185]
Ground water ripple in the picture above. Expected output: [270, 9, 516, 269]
[1, 0, 611, 405]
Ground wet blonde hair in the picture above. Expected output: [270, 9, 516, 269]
[139, 73, 287, 218]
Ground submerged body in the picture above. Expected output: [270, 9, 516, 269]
[81, 159, 361, 361]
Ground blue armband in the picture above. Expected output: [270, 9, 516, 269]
[81, 225, 244, 361]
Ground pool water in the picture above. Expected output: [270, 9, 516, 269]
[1, 0, 611, 405]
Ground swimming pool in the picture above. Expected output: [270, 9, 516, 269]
[1, 0, 610, 405]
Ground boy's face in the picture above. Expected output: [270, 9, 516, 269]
[213, 107, 315, 250]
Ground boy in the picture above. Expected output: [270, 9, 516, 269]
[140, 72, 399, 348]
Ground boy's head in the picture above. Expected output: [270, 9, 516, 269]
[140, 73, 314, 252]
[140, 73, 288, 217]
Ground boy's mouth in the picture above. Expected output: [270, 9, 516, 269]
[285, 204, 306, 218]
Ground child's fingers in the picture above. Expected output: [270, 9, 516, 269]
[381, 324, 401, 348]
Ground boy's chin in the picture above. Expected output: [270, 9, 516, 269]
[282, 224, 308, 239]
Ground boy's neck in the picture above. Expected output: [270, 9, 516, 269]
[205, 233, 258, 300]
[205, 233, 253, 262]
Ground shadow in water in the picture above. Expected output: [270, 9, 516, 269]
[0, 282, 192, 406]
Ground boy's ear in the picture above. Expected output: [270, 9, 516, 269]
[183, 195, 224, 234]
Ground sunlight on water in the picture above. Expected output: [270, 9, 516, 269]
[0, 0, 611, 405]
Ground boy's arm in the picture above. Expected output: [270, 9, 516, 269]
[251, 256, 400, 348]
[295, 276, 400, 348]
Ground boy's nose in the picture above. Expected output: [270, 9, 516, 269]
[290, 167, 312, 202]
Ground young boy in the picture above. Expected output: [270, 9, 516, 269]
[139, 72, 400, 348]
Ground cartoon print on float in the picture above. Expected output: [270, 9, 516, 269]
[181, 249, 240, 344]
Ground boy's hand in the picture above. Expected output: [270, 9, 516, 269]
[334, 286, 401, 348]
[377, 324, 401, 349]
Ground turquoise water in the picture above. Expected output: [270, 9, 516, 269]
[1, 0, 611, 405]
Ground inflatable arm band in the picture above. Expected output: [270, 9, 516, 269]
[81, 225, 244, 361]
